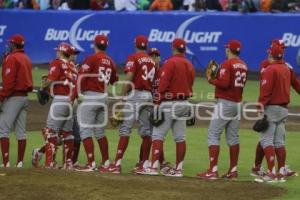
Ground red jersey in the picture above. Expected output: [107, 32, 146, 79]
[158, 54, 195, 102]
[260, 59, 300, 94]
[259, 60, 291, 106]
[152, 66, 162, 104]
[209, 57, 248, 103]
[79, 51, 118, 93]
[48, 58, 77, 96]
[0, 49, 33, 101]
[124, 51, 156, 91]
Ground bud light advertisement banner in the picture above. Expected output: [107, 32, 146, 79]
[0, 10, 300, 72]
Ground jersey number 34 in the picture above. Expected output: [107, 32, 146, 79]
[142, 65, 155, 82]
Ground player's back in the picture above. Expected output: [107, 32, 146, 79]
[124, 51, 156, 91]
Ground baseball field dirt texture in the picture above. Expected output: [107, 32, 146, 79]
[0, 69, 299, 200]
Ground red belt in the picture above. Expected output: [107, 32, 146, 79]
[11, 91, 28, 97]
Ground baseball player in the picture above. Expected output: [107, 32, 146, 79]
[75, 35, 118, 172]
[197, 40, 248, 180]
[0, 34, 33, 168]
[253, 44, 294, 183]
[31, 45, 81, 168]
[137, 38, 195, 177]
[252, 40, 300, 178]
[36, 42, 77, 169]
[148, 47, 172, 174]
[108, 35, 156, 174]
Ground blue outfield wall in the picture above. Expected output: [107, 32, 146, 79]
[0, 10, 300, 72]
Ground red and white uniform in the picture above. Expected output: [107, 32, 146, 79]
[0, 49, 33, 101]
[124, 51, 156, 91]
[79, 51, 118, 93]
[158, 54, 195, 102]
[259, 60, 291, 106]
[48, 58, 77, 97]
[209, 57, 248, 102]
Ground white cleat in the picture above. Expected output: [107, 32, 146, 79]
[16, 161, 23, 168]
[0, 162, 10, 168]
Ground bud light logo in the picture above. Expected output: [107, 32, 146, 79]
[0, 25, 7, 43]
[148, 15, 223, 55]
[282, 33, 300, 47]
[44, 14, 110, 51]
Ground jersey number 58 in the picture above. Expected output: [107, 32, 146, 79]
[98, 67, 112, 84]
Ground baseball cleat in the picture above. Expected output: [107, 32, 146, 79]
[163, 168, 183, 178]
[250, 166, 266, 177]
[196, 170, 219, 180]
[160, 161, 172, 176]
[0, 162, 10, 168]
[32, 148, 43, 168]
[98, 160, 111, 173]
[221, 171, 238, 180]
[283, 166, 298, 178]
[75, 162, 97, 172]
[254, 172, 285, 183]
[108, 164, 121, 174]
[136, 167, 159, 176]
[73, 161, 80, 168]
[16, 161, 23, 168]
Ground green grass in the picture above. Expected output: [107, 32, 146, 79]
[5, 128, 300, 200]
[1, 67, 299, 105]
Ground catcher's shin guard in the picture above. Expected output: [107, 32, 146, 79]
[43, 128, 58, 168]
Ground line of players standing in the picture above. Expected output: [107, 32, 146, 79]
[0, 33, 299, 183]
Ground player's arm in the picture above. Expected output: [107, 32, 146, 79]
[109, 61, 119, 85]
[158, 61, 173, 95]
[209, 64, 230, 89]
[290, 68, 300, 94]
[0, 57, 17, 101]
[42, 63, 61, 90]
[258, 68, 274, 106]
[121, 57, 136, 97]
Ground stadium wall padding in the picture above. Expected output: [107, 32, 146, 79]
[0, 10, 300, 72]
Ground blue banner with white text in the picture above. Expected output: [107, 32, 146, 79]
[0, 10, 300, 72]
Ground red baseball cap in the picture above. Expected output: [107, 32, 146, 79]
[55, 42, 73, 56]
[268, 45, 284, 59]
[135, 35, 148, 49]
[70, 45, 80, 55]
[94, 34, 108, 47]
[148, 47, 160, 56]
[8, 34, 25, 45]
[225, 40, 242, 52]
[172, 38, 186, 50]
[271, 39, 286, 49]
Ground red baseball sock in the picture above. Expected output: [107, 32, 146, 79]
[229, 144, 239, 172]
[63, 139, 74, 163]
[72, 141, 81, 163]
[97, 136, 109, 163]
[275, 146, 286, 171]
[140, 135, 152, 164]
[83, 137, 95, 165]
[17, 139, 27, 163]
[0, 137, 9, 166]
[151, 140, 163, 168]
[254, 142, 264, 168]
[159, 144, 165, 164]
[209, 145, 220, 172]
[114, 136, 129, 166]
[263, 146, 276, 173]
[176, 141, 186, 170]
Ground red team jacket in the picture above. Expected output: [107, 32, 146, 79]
[79, 51, 118, 93]
[152, 66, 162, 104]
[157, 54, 195, 102]
[124, 51, 156, 91]
[260, 59, 300, 95]
[48, 58, 77, 97]
[0, 49, 33, 102]
[259, 60, 292, 106]
[209, 57, 248, 103]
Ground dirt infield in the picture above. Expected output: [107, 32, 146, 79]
[0, 169, 286, 200]
[27, 100, 300, 132]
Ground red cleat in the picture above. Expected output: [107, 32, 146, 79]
[222, 171, 238, 180]
[196, 170, 219, 180]
[108, 163, 121, 174]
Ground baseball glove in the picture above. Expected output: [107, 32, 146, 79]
[253, 115, 269, 132]
[206, 60, 219, 80]
[149, 107, 165, 127]
[110, 106, 124, 128]
[37, 89, 50, 105]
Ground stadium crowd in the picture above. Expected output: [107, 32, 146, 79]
[0, 0, 299, 12]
